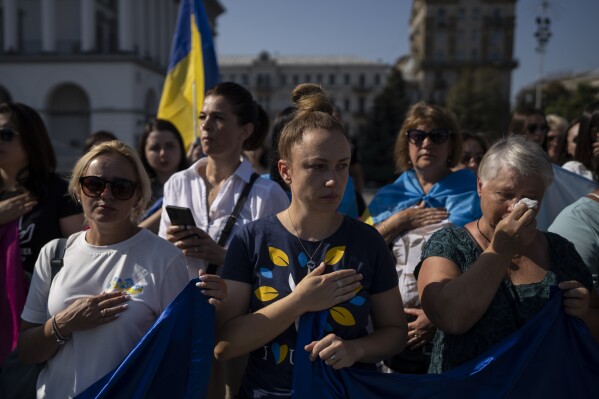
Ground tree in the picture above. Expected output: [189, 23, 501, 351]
[357, 68, 410, 185]
[514, 81, 599, 121]
[445, 67, 510, 138]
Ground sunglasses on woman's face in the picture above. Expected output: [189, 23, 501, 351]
[526, 124, 549, 134]
[79, 176, 138, 200]
[0, 127, 19, 142]
[406, 128, 451, 145]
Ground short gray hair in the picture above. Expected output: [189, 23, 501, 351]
[478, 136, 553, 188]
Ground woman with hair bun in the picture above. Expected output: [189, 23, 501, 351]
[159, 82, 289, 278]
[214, 84, 407, 398]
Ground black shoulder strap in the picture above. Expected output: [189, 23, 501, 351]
[50, 238, 68, 282]
[207, 173, 259, 274]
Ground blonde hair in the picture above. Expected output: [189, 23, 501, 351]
[68, 140, 152, 223]
[393, 102, 462, 172]
[278, 84, 349, 161]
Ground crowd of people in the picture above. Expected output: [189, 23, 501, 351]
[0, 78, 598, 399]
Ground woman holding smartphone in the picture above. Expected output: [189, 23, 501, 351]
[158, 82, 289, 278]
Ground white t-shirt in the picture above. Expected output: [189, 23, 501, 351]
[159, 158, 290, 277]
[21, 229, 190, 399]
[562, 160, 594, 181]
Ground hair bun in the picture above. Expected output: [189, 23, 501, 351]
[291, 83, 333, 116]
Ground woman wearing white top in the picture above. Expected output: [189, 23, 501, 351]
[159, 82, 289, 278]
[18, 141, 226, 398]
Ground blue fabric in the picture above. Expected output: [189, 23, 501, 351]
[76, 280, 214, 399]
[367, 169, 481, 227]
[141, 197, 163, 221]
[293, 289, 599, 398]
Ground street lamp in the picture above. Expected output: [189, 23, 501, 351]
[534, 1, 552, 109]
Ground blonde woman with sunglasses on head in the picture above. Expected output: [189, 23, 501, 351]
[17, 141, 226, 398]
[367, 102, 481, 374]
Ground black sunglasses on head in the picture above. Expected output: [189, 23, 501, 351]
[406, 128, 451, 145]
[0, 127, 19, 142]
[79, 176, 138, 200]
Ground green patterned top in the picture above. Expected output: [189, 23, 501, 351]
[415, 227, 593, 373]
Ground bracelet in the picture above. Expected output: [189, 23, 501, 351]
[51, 315, 71, 346]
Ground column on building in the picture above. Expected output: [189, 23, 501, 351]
[117, 0, 133, 51]
[41, 0, 56, 52]
[136, 0, 147, 57]
[2, 0, 18, 51]
[148, 0, 159, 62]
[80, 0, 96, 51]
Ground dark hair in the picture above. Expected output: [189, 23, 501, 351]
[205, 82, 269, 151]
[268, 106, 297, 192]
[574, 101, 599, 181]
[279, 84, 349, 161]
[138, 118, 188, 179]
[394, 102, 462, 172]
[0, 102, 56, 198]
[83, 130, 118, 153]
[461, 131, 489, 154]
[509, 107, 547, 150]
[561, 117, 580, 163]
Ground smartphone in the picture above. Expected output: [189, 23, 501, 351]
[165, 205, 197, 227]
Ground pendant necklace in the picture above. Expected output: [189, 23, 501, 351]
[476, 218, 492, 244]
[287, 209, 324, 270]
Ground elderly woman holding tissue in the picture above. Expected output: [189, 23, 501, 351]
[416, 136, 599, 373]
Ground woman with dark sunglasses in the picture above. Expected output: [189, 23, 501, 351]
[0, 102, 84, 367]
[17, 141, 226, 398]
[366, 102, 481, 374]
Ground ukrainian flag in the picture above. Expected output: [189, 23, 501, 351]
[157, 0, 219, 149]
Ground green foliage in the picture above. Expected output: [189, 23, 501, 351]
[445, 68, 510, 138]
[357, 68, 409, 185]
[515, 81, 599, 121]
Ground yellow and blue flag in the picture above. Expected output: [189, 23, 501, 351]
[157, 0, 219, 149]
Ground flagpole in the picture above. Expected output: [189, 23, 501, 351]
[192, 80, 198, 141]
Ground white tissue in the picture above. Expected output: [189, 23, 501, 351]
[517, 198, 538, 209]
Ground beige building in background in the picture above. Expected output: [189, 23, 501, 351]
[399, 0, 517, 107]
[0, 0, 223, 174]
[219, 51, 389, 138]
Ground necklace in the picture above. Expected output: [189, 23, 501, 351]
[476, 218, 492, 243]
[287, 209, 324, 270]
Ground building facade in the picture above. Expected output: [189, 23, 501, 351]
[0, 0, 223, 174]
[219, 51, 390, 137]
[400, 0, 517, 109]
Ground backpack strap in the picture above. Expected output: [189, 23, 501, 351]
[207, 173, 260, 275]
[50, 238, 68, 282]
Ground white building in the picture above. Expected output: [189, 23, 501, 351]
[0, 0, 223, 174]
[219, 51, 390, 137]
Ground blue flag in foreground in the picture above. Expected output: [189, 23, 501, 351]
[76, 280, 214, 399]
[293, 290, 599, 398]
[157, 0, 219, 149]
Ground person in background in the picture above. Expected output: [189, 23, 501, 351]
[0, 102, 84, 365]
[416, 136, 599, 374]
[243, 145, 269, 175]
[215, 83, 406, 398]
[546, 114, 568, 165]
[83, 130, 118, 153]
[509, 107, 548, 149]
[564, 118, 580, 162]
[138, 118, 188, 233]
[367, 102, 481, 374]
[562, 102, 599, 182]
[186, 138, 205, 165]
[17, 141, 226, 397]
[459, 131, 488, 176]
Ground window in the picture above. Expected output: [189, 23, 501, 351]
[358, 97, 365, 114]
[241, 74, 249, 85]
[280, 74, 287, 86]
[293, 74, 299, 85]
[316, 74, 323, 84]
[374, 74, 380, 85]
[344, 74, 351, 85]
[344, 98, 350, 112]
[329, 74, 336, 85]
[359, 74, 366, 87]
[305, 74, 311, 83]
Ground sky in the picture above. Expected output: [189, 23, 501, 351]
[213, 0, 599, 104]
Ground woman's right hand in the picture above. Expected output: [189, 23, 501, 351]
[291, 262, 363, 313]
[0, 192, 37, 225]
[53, 291, 131, 336]
[490, 203, 537, 257]
[381, 201, 448, 242]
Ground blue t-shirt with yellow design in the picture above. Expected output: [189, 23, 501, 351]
[222, 214, 398, 398]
